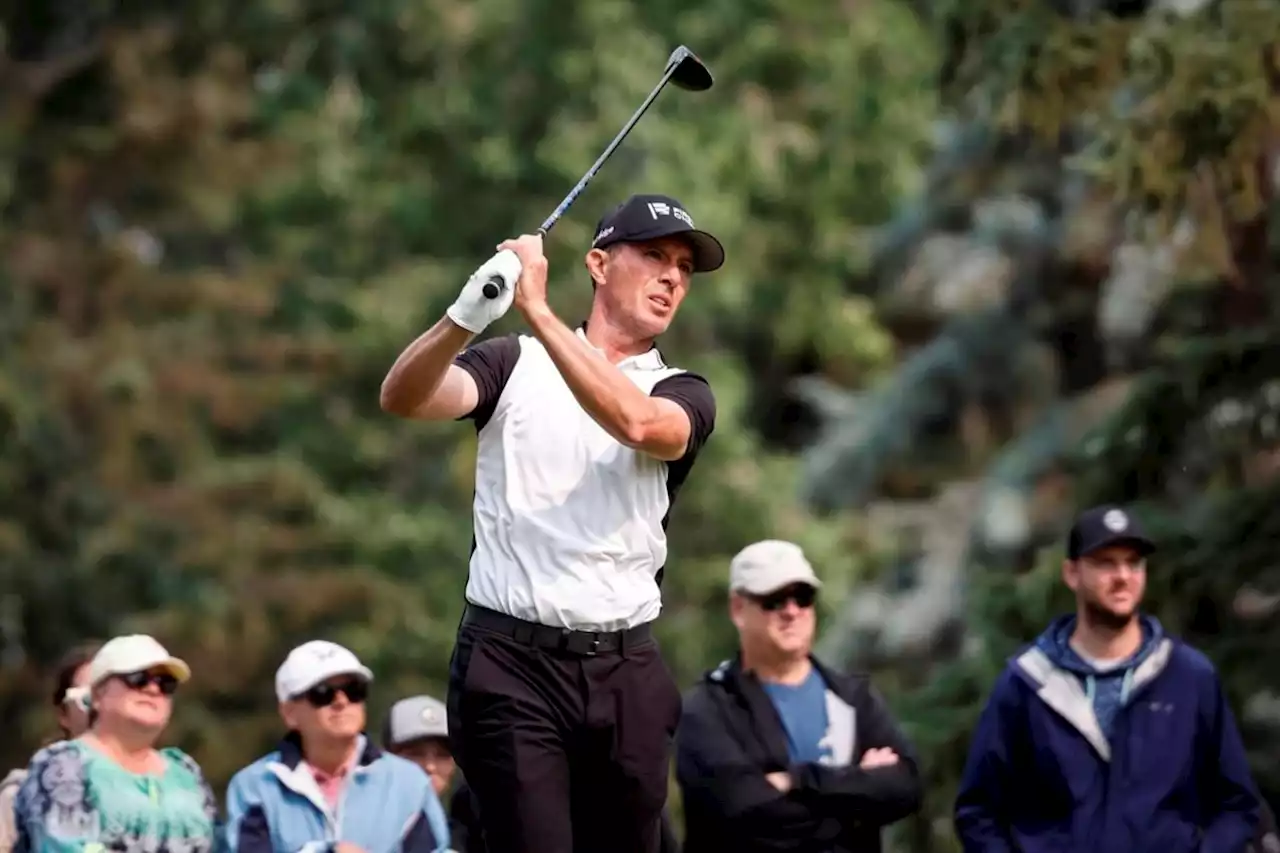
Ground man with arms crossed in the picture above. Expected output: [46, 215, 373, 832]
[380, 194, 722, 853]
[954, 505, 1261, 853]
[676, 540, 922, 852]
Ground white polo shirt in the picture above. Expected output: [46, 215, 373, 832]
[453, 328, 716, 632]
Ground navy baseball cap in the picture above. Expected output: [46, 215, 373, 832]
[590, 194, 725, 273]
[1066, 505, 1156, 560]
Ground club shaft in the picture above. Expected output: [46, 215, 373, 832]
[482, 62, 681, 298]
[537, 64, 679, 235]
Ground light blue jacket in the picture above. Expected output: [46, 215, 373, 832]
[224, 733, 450, 853]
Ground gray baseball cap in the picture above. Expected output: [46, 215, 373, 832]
[729, 540, 823, 596]
[382, 695, 449, 748]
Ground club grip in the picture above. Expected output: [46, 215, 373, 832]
[482, 275, 504, 299]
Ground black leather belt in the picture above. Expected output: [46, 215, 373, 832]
[461, 604, 653, 656]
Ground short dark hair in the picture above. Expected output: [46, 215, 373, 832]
[51, 642, 100, 707]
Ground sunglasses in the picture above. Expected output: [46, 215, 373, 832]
[748, 585, 818, 612]
[119, 670, 180, 695]
[300, 679, 369, 708]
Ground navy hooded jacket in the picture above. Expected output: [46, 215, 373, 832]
[954, 615, 1260, 853]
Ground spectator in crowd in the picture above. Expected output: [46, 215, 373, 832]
[224, 640, 451, 852]
[0, 642, 100, 853]
[383, 694, 484, 851]
[383, 694, 458, 798]
[675, 540, 922, 852]
[11, 634, 218, 853]
[954, 505, 1262, 853]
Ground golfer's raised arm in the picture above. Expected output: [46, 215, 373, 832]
[379, 317, 478, 420]
[522, 301, 707, 462]
[379, 250, 524, 420]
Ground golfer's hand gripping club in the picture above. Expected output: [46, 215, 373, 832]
[483, 224, 547, 300]
[481, 273, 507, 300]
[446, 249, 523, 334]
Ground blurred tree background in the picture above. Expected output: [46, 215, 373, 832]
[0, 0, 1277, 849]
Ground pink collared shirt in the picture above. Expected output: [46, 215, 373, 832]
[303, 754, 356, 811]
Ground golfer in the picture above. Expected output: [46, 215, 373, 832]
[380, 193, 723, 853]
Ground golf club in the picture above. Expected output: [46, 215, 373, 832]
[481, 45, 713, 299]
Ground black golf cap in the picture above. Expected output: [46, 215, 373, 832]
[1066, 504, 1156, 560]
[591, 194, 725, 273]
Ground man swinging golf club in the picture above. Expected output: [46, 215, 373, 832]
[379, 193, 723, 853]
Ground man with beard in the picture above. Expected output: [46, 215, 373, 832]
[954, 505, 1262, 853]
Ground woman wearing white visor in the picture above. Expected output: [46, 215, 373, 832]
[12, 634, 218, 853]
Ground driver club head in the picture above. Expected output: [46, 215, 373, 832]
[665, 45, 713, 91]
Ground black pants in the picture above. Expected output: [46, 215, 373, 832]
[446, 605, 683, 853]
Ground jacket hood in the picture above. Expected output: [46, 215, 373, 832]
[1035, 613, 1163, 675]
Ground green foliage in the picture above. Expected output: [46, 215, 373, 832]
[11, 0, 1272, 847]
[937, 0, 1280, 244]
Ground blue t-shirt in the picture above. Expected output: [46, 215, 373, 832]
[761, 667, 834, 765]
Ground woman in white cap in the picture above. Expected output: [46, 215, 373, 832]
[11, 634, 218, 853]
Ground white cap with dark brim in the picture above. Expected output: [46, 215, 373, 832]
[275, 640, 373, 703]
[729, 540, 823, 596]
[87, 635, 191, 688]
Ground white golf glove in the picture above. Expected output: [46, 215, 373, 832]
[446, 249, 523, 334]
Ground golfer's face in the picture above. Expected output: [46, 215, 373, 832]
[607, 238, 693, 336]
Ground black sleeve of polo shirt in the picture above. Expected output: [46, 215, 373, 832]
[454, 334, 521, 430]
[651, 371, 716, 460]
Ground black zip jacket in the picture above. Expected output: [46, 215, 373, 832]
[675, 655, 922, 853]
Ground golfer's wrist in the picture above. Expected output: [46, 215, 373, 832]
[522, 301, 558, 333]
[445, 302, 488, 334]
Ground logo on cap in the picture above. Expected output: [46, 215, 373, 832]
[645, 201, 694, 227]
[422, 707, 439, 723]
[1103, 509, 1128, 532]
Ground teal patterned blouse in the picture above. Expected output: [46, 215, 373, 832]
[13, 739, 217, 853]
